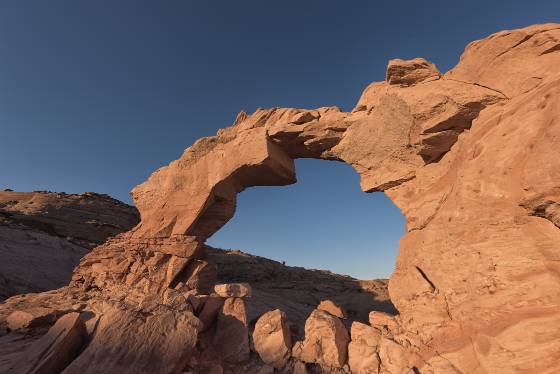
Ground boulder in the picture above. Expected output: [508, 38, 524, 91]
[348, 322, 382, 374]
[253, 309, 292, 368]
[292, 309, 349, 368]
[213, 298, 250, 363]
[317, 300, 345, 319]
[386, 57, 441, 86]
[213, 283, 252, 298]
[378, 338, 407, 374]
[368, 311, 398, 331]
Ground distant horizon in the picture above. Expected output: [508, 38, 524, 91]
[2, 1, 559, 278]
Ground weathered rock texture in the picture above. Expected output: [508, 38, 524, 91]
[292, 309, 350, 369]
[253, 309, 292, 368]
[0, 191, 139, 300]
[1, 23, 560, 373]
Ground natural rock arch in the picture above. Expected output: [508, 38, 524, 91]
[205, 158, 404, 279]
[2, 23, 560, 374]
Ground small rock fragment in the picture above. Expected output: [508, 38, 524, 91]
[317, 300, 346, 319]
[290, 111, 317, 124]
[213, 283, 252, 298]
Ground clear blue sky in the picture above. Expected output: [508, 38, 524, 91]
[1, 1, 558, 278]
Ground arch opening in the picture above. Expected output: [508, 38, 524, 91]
[205, 158, 404, 330]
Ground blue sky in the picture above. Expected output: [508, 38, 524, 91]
[1, 1, 558, 278]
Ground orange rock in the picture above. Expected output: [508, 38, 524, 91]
[368, 311, 398, 331]
[63, 306, 201, 373]
[293, 361, 308, 374]
[6, 307, 59, 331]
[214, 283, 252, 298]
[348, 322, 381, 374]
[253, 309, 292, 368]
[317, 300, 346, 319]
[198, 296, 224, 331]
[0, 190, 138, 300]
[386, 57, 441, 86]
[213, 298, 250, 363]
[14, 312, 86, 374]
[292, 309, 349, 368]
[1, 23, 560, 374]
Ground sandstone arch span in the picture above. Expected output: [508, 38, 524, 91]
[205, 158, 404, 280]
[2, 23, 560, 374]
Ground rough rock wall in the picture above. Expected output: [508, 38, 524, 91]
[0, 191, 139, 300]
[1, 23, 559, 374]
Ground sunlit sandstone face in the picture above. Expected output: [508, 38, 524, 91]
[2, 23, 560, 374]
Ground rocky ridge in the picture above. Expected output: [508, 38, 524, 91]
[1, 23, 560, 373]
[0, 190, 139, 300]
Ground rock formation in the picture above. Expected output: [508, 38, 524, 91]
[0, 190, 139, 300]
[1, 23, 560, 373]
[207, 246, 395, 336]
[292, 309, 350, 369]
[253, 309, 292, 368]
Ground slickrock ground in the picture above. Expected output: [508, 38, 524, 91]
[0, 190, 139, 300]
[1, 23, 560, 373]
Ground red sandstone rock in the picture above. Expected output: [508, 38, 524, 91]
[207, 246, 395, 338]
[317, 300, 346, 319]
[1, 23, 559, 374]
[348, 322, 381, 374]
[386, 57, 441, 86]
[213, 297, 250, 363]
[252, 309, 292, 368]
[214, 282, 252, 298]
[292, 309, 349, 369]
[445, 23, 560, 98]
[198, 295, 225, 331]
[368, 311, 398, 331]
[0, 191, 138, 300]
[14, 312, 86, 374]
[293, 361, 308, 374]
[6, 307, 59, 331]
[63, 306, 201, 374]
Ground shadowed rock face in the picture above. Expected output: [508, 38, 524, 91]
[1, 23, 560, 373]
[0, 191, 139, 300]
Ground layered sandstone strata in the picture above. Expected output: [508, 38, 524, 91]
[0, 190, 139, 300]
[1, 23, 559, 373]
